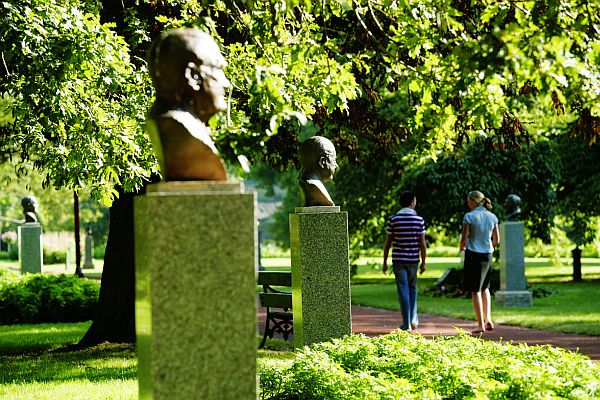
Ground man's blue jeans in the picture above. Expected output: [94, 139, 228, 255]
[392, 263, 419, 330]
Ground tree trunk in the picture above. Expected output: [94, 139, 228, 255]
[572, 247, 582, 282]
[74, 191, 84, 278]
[79, 191, 136, 346]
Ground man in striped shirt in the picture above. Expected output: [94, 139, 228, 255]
[383, 191, 427, 331]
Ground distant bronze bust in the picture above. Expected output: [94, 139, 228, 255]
[21, 196, 39, 223]
[147, 28, 230, 181]
[504, 194, 521, 221]
[298, 136, 338, 207]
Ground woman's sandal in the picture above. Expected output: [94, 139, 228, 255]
[485, 322, 494, 331]
[470, 327, 485, 334]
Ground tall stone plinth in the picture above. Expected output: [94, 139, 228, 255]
[289, 206, 352, 348]
[496, 221, 532, 307]
[83, 233, 94, 269]
[18, 223, 43, 274]
[135, 181, 257, 400]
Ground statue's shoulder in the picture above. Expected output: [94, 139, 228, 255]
[299, 178, 334, 206]
[154, 110, 219, 155]
[300, 178, 324, 190]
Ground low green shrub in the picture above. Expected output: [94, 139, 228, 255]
[93, 244, 105, 260]
[0, 272, 99, 324]
[258, 331, 600, 399]
[43, 249, 67, 264]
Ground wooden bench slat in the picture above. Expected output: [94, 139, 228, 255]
[257, 271, 292, 287]
[259, 292, 292, 309]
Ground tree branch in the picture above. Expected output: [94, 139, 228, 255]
[1, 52, 10, 76]
[353, 2, 374, 39]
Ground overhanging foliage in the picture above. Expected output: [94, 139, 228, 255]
[0, 0, 157, 206]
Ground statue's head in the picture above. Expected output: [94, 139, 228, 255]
[21, 196, 38, 213]
[299, 136, 338, 182]
[148, 28, 231, 122]
[505, 194, 521, 212]
[21, 196, 38, 222]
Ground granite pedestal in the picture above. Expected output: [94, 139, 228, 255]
[289, 206, 352, 348]
[497, 222, 532, 307]
[83, 232, 94, 269]
[135, 181, 257, 400]
[18, 223, 43, 274]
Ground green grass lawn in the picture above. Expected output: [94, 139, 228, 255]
[0, 259, 104, 280]
[0, 322, 137, 400]
[0, 322, 289, 400]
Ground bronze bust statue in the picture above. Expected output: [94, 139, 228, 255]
[21, 196, 39, 223]
[298, 136, 338, 207]
[504, 194, 522, 221]
[146, 28, 230, 181]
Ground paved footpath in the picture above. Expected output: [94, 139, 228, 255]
[350, 305, 600, 361]
[259, 305, 600, 361]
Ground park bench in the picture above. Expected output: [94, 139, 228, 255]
[258, 270, 293, 348]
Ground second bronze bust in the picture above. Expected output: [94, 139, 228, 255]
[147, 28, 230, 181]
[298, 136, 338, 207]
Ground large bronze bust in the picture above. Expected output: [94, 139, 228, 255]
[21, 196, 39, 223]
[146, 28, 230, 181]
[298, 136, 338, 207]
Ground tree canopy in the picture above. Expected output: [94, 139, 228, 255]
[0, 0, 156, 206]
[2, 0, 599, 206]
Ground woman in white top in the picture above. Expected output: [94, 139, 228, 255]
[459, 190, 500, 334]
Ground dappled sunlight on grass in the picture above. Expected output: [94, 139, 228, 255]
[0, 259, 104, 278]
[0, 342, 137, 399]
[0, 322, 91, 355]
[0, 379, 137, 400]
[0, 325, 137, 397]
[0, 323, 89, 336]
[260, 257, 290, 270]
[526, 258, 600, 280]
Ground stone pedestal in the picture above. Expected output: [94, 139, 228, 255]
[495, 290, 533, 307]
[496, 222, 532, 307]
[289, 206, 352, 347]
[18, 223, 43, 274]
[83, 233, 94, 269]
[135, 181, 257, 400]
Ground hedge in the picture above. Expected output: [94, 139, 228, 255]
[0, 271, 99, 324]
[259, 331, 600, 399]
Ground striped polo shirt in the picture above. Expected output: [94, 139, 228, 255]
[387, 208, 426, 263]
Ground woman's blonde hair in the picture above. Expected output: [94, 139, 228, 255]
[468, 190, 493, 209]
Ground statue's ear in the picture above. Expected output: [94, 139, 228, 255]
[184, 62, 203, 91]
[318, 156, 327, 169]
